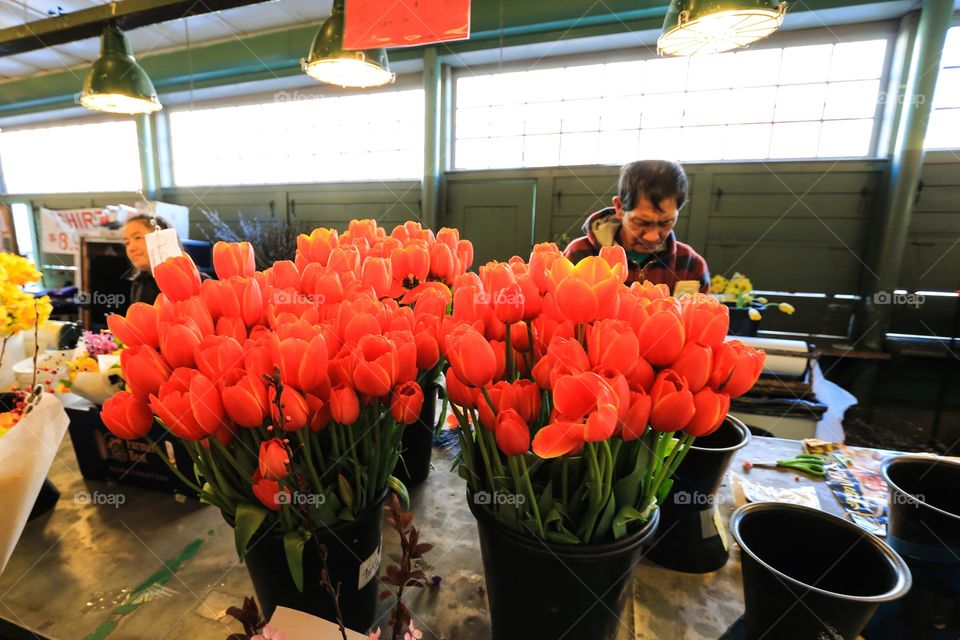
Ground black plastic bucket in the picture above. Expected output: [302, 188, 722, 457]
[731, 502, 911, 640]
[647, 416, 750, 573]
[727, 307, 759, 337]
[241, 491, 387, 630]
[395, 385, 438, 488]
[470, 494, 660, 640]
[865, 455, 960, 638]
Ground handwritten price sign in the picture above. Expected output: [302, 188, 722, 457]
[343, 0, 470, 49]
[40, 208, 108, 256]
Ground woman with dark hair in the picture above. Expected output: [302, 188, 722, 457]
[123, 214, 175, 305]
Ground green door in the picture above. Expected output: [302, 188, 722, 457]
[446, 180, 536, 267]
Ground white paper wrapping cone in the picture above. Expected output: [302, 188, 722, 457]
[728, 335, 809, 377]
[0, 393, 70, 574]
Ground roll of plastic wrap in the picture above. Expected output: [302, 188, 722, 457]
[727, 335, 809, 377]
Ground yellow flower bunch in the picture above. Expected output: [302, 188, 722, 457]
[0, 254, 51, 338]
[709, 271, 797, 317]
[0, 253, 42, 287]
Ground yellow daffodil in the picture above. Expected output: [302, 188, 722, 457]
[778, 302, 796, 315]
[710, 274, 729, 294]
[748, 308, 762, 321]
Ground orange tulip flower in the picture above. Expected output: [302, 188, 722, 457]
[275, 335, 328, 394]
[221, 370, 269, 428]
[599, 245, 628, 284]
[446, 325, 498, 388]
[552, 372, 620, 442]
[709, 341, 766, 398]
[189, 373, 227, 436]
[269, 386, 309, 431]
[107, 303, 159, 349]
[330, 383, 361, 425]
[444, 367, 478, 409]
[391, 381, 425, 425]
[213, 241, 256, 279]
[101, 391, 154, 439]
[621, 391, 652, 441]
[195, 335, 245, 382]
[682, 295, 729, 350]
[154, 254, 202, 302]
[218, 277, 264, 328]
[352, 335, 399, 397]
[637, 309, 685, 367]
[295, 228, 338, 270]
[649, 370, 696, 433]
[258, 438, 289, 481]
[495, 409, 530, 456]
[361, 256, 393, 299]
[587, 319, 640, 374]
[670, 341, 712, 392]
[684, 388, 730, 437]
[159, 321, 202, 369]
[121, 346, 172, 400]
[252, 470, 288, 511]
[266, 260, 300, 290]
[532, 421, 585, 458]
[549, 256, 622, 324]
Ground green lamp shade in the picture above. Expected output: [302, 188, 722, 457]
[301, 3, 395, 88]
[658, 0, 787, 56]
[81, 24, 162, 115]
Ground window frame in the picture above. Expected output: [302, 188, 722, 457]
[450, 22, 899, 169]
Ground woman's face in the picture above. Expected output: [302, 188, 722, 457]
[124, 220, 153, 271]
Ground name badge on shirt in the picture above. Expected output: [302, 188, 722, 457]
[673, 280, 701, 298]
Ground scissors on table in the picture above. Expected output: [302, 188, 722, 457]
[750, 453, 826, 478]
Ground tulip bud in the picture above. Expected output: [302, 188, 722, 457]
[390, 381, 425, 425]
[101, 391, 154, 439]
[258, 438, 289, 481]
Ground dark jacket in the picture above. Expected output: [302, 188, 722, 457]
[128, 270, 161, 305]
[563, 208, 710, 293]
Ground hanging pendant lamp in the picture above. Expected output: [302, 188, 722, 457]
[81, 23, 162, 114]
[658, 0, 787, 57]
[302, 0, 395, 88]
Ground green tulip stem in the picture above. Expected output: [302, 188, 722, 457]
[471, 414, 498, 497]
[143, 434, 206, 497]
[518, 455, 544, 538]
[587, 443, 603, 507]
[506, 455, 526, 524]
[480, 386, 498, 418]
[561, 457, 569, 505]
[298, 430, 324, 496]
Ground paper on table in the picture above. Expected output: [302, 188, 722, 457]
[145, 228, 182, 275]
[0, 393, 70, 574]
[730, 471, 821, 510]
[268, 606, 368, 640]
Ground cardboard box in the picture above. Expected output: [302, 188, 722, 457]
[65, 405, 197, 497]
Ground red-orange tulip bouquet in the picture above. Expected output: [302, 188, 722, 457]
[100, 219, 470, 627]
[442, 243, 766, 638]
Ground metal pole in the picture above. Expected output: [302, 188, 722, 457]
[859, 0, 953, 351]
[136, 113, 160, 201]
[422, 46, 442, 231]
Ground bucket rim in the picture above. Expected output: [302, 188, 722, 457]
[881, 454, 960, 522]
[468, 489, 660, 560]
[731, 502, 912, 603]
[688, 415, 752, 454]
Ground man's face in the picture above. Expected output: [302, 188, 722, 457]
[614, 195, 679, 253]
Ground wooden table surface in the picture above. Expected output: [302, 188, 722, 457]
[0, 434, 846, 640]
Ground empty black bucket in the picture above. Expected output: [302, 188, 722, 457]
[865, 455, 960, 638]
[395, 384, 438, 488]
[471, 495, 660, 640]
[240, 490, 387, 630]
[647, 416, 751, 573]
[731, 502, 911, 640]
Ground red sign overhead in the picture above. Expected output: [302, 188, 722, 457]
[343, 0, 471, 50]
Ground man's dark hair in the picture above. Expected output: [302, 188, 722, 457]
[618, 160, 688, 213]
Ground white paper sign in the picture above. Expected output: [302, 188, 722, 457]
[358, 544, 381, 590]
[40, 208, 108, 256]
[268, 606, 368, 640]
[144, 228, 182, 274]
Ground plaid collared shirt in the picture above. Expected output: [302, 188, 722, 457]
[563, 208, 710, 293]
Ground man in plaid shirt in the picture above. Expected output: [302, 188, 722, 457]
[563, 160, 710, 294]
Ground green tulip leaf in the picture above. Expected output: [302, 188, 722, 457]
[337, 473, 354, 507]
[595, 493, 618, 539]
[283, 529, 310, 593]
[612, 506, 647, 541]
[234, 503, 269, 558]
[387, 475, 410, 511]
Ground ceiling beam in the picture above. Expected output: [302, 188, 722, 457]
[0, 0, 275, 56]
